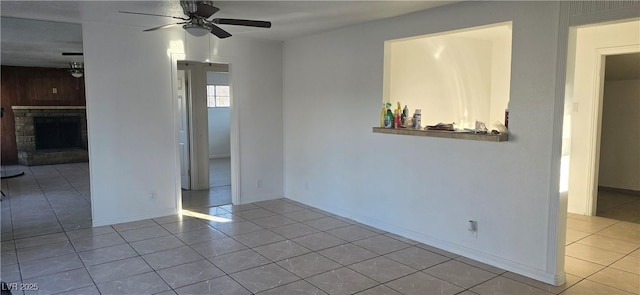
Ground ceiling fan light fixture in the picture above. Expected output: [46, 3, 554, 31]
[70, 62, 84, 78]
[183, 23, 210, 37]
[70, 71, 83, 78]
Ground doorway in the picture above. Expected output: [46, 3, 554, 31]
[595, 53, 640, 223]
[206, 69, 232, 190]
[177, 61, 233, 210]
[563, 19, 640, 218]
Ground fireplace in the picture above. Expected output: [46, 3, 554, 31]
[35, 116, 83, 150]
[12, 106, 88, 166]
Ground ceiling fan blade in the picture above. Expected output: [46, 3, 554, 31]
[210, 24, 232, 39]
[212, 18, 272, 28]
[144, 22, 187, 32]
[62, 52, 83, 56]
[119, 11, 189, 21]
[195, 3, 220, 19]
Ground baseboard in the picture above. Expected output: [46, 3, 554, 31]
[598, 186, 640, 196]
[92, 207, 177, 227]
[209, 154, 231, 159]
[285, 195, 565, 286]
[240, 191, 284, 205]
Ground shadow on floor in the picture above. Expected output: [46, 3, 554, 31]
[182, 186, 231, 210]
[596, 189, 640, 223]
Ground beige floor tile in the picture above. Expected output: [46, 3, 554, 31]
[576, 234, 640, 254]
[567, 213, 614, 223]
[610, 255, 640, 275]
[598, 227, 640, 244]
[588, 267, 640, 294]
[470, 276, 553, 295]
[608, 221, 640, 232]
[385, 272, 463, 295]
[502, 272, 581, 294]
[454, 257, 506, 274]
[630, 248, 640, 258]
[565, 243, 625, 265]
[564, 256, 605, 278]
[567, 214, 618, 226]
[567, 218, 613, 234]
[565, 229, 591, 245]
[560, 279, 635, 295]
[424, 260, 496, 289]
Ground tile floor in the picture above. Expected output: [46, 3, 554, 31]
[1, 163, 639, 294]
[209, 157, 231, 188]
[183, 157, 232, 209]
[596, 189, 640, 223]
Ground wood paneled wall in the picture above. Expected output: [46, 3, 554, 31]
[1, 66, 86, 164]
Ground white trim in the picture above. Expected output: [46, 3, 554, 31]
[587, 45, 640, 215]
[170, 51, 241, 206]
[93, 208, 176, 227]
[171, 53, 187, 212]
[228, 60, 241, 206]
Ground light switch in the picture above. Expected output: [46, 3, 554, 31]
[52, 88, 58, 94]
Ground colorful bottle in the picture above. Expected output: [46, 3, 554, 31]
[394, 109, 400, 129]
[385, 103, 393, 128]
[505, 108, 509, 129]
[401, 105, 408, 127]
[380, 103, 386, 128]
[413, 109, 422, 129]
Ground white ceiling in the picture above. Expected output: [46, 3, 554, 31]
[0, 1, 456, 68]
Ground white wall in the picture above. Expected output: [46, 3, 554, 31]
[389, 37, 492, 129]
[208, 107, 230, 158]
[83, 22, 283, 226]
[566, 21, 640, 214]
[598, 79, 640, 191]
[284, 1, 563, 284]
[207, 71, 231, 158]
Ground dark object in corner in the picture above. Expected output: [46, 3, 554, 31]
[1, 171, 25, 179]
[426, 123, 455, 131]
[1, 281, 12, 295]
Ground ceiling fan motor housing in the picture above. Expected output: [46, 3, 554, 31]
[180, 1, 215, 17]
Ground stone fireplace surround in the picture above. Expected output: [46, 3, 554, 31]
[12, 106, 88, 166]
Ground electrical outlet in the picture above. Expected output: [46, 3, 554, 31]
[468, 220, 478, 237]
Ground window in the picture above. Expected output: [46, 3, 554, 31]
[207, 85, 230, 107]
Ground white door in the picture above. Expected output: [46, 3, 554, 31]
[177, 69, 191, 190]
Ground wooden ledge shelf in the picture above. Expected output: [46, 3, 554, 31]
[372, 127, 508, 142]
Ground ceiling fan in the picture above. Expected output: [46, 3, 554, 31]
[119, 1, 271, 38]
[61, 52, 84, 78]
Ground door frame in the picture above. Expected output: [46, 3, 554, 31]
[177, 63, 193, 190]
[171, 53, 240, 211]
[585, 45, 640, 215]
